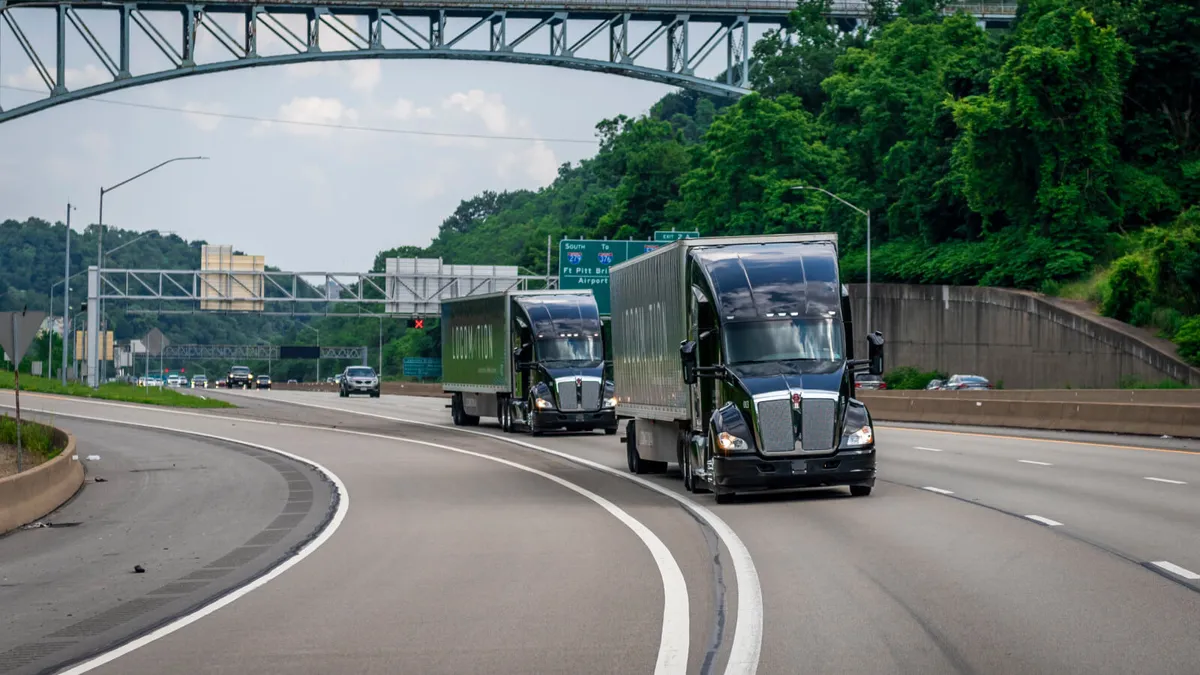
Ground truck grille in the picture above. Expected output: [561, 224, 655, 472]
[581, 380, 601, 410]
[756, 399, 795, 453]
[801, 398, 837, 452]
[556, 378, 602, 412]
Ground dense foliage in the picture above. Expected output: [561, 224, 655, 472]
[384, 0, 1200, 364]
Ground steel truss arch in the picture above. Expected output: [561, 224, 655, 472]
[0, 1, 1017, 123]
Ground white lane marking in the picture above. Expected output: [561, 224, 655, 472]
[13, 404, 691, 675]
[257, 395, 764, 675]
[1150, 561, 1200, 580]
[1018, 460, 1053, 466]
[1144, 477, 1187, 485]
[922, 486, 954, 495]
[914, 446, 943, 452]
[1024, 515, 1063, 527]
[35, 414, 351, 675]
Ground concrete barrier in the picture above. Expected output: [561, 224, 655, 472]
[860, 393, 1200, 438]
[864, 389, 1200, 405]
[271, 382, 448, 397]
[0, 429, 83, 535]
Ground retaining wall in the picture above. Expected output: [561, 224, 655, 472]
[0, 429, 83, 535]
[847, 284, 1200, 389]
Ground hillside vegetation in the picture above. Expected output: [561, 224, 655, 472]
[381, 0, 1200, 364]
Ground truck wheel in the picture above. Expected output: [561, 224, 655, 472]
[451, 394, 464, 426]
[850, 485, 872, 497]
[626, 421, 645, 474]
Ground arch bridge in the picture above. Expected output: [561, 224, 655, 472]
[0, 0, 1015, 123]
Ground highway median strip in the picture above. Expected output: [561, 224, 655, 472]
[0, 372, 234, 409]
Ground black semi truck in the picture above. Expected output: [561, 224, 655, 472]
[610, 233, 884, 503]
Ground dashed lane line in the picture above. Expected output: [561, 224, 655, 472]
[1024, 515, 1063, 527]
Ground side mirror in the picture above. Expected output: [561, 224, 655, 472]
[680, 340, 697, 385]
[866, 331, 885, 376]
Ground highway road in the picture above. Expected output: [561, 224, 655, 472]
[2, 388, 1199, 674]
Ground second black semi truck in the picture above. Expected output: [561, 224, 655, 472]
[610, 233, 884, 503]
[442, 289, 618, 435]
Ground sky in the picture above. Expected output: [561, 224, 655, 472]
[0, 7, 769, 272]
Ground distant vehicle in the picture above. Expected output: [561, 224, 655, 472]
[287, 379, 298, 384]
[141, 376, 163, 387]
[191, 375, 208, 388]
[167, 374, 184, 387]
[227, 365, 254, 389]
[339, 366, 380, 398]
[925, 379, 944, 390]
[137, 377, 146, 387]
[256, 374, 272, 390]
[854, 373, 887, 390]
[944, 374, 992, 390]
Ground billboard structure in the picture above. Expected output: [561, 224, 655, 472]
[385, 258, 520, 315]
[75, 330, 114, 361]
[200, 245, 265, 311]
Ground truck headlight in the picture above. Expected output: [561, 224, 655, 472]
[603, 396, 617, 408]
[716, 432, 749, 452]
[842, 424, 874, 448]
[535, 397, 554, 410]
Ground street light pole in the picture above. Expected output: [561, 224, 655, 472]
[789, 185, 872, 335]
[62, 202, 75, 385]
[92, 156, 208, 388]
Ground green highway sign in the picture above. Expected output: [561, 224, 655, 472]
[559, 239, 663, 315]
[653, 230, 699, 242]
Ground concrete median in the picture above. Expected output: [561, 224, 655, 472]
[860, 392, 1200, 438]
[0, 429, 83, 534]
[864, 388, 1200, 405]
[272, 381, 448, 397]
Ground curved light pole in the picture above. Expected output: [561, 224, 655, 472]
[91, 156, 207, 388]
[790, 184, 872, 334]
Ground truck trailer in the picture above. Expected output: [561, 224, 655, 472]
[442, 289, 619, 435]
[610, 233, 884, 503]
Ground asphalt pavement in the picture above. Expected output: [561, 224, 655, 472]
[2, 388, 1199, 674]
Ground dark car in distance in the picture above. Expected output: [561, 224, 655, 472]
[944, 374, 992, 390]
[227, 366, 253, 389]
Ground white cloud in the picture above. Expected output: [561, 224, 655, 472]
[4, 64, 110, 91]
[182, 102, 228, 131]
[346, 61, 381, 93]
[283, 60, 381, 94]
[258, 96, 359, 136]
[443, 89, 509, 134]
[496, 141, 559, 184]
[391, 98, 433, 120]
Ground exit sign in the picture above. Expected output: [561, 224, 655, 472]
[653, 230, 699, 242]
[559, 239, 662, 315]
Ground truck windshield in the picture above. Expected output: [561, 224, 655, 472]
[724, 318, 844, 364]
[536, 337, 602, 363]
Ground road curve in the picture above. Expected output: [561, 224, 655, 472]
[233, 389, 1200, 674]
[0, 414, 334, 675]
[0, 391, 726, 675]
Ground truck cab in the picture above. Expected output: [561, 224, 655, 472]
[611, 234, 884, 503]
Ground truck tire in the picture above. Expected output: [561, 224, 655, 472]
[451, 393, 465, 426]
[625, 421, 666, 474]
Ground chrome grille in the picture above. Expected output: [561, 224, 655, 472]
[581, 380, 602, 410]
[801, 398, 837, 451]
[557, 379, 581, 411]
[756, 399, 795, 453]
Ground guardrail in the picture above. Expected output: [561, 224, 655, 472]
[859, 391, 1200, 439]
[864, 389, 1200, 405]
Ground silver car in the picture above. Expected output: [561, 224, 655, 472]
[339, 366, 380, 398]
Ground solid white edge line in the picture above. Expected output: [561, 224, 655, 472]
[1144, 477, 1187, 485]
[914, 446, 943, 452]
[922, 486, 954, 495]
[1018, 460, 1054, 466]
[10, 403, 691, 675]
[36, 414, 351, 675]
[243, 394, 764, 675]
[1023, 515, 1063, 527]
[1150, 561, 1200, 580]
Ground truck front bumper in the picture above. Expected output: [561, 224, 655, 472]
[712, 449, 876, 494]
[530, 409, 618, 432]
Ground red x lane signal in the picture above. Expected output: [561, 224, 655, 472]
[408, 318, 424, 329]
